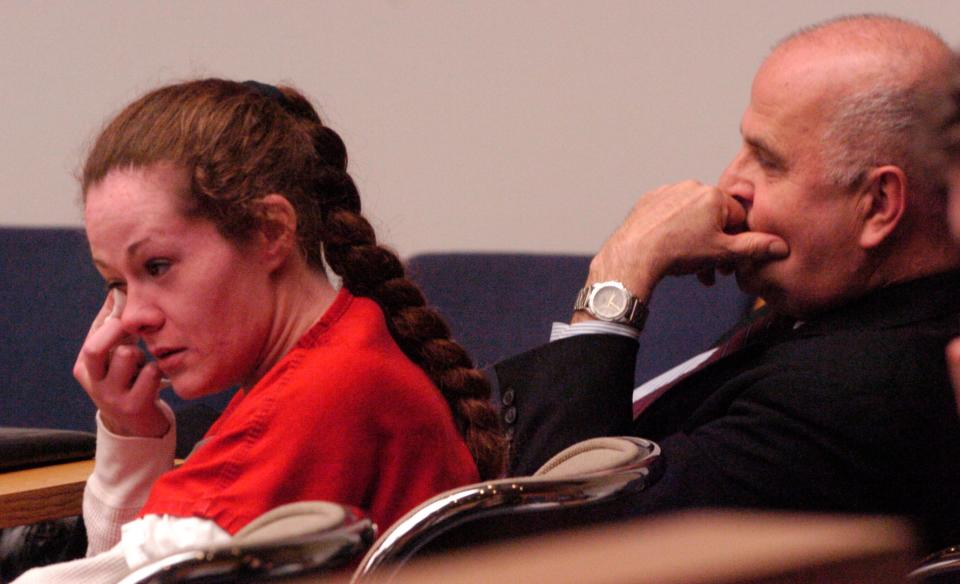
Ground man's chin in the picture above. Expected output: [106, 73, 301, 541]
[734, 255, 789, 294]
[734, 266, 765, 296]
[734, 266, 794, 315]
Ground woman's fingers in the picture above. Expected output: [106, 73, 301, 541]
[129, 362, 164, 404]
[87, 350, 170, 438]
[101, 362, 169, 437]
[75, 317, 130, 383]
[84, 289, 119, 339]
[75, 317, 122, 384]
[75, 289, 136, 386]
[101, 345, 147, 390]
[74, 290, 168, 438]
[78, 343, 145, 406]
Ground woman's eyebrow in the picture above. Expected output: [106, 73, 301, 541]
[91, 236, 154, 270]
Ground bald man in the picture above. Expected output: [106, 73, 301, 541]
[933, 57, 960, 415]
[494, 15, 960, 552]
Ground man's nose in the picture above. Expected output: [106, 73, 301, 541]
[717, 148, 754, 203]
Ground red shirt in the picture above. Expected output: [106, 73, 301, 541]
[139, 290, 479, 533]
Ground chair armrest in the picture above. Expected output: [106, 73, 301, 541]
[352, 437, 662, 583]
[909, 545, 960, 581]
[119, 504, 374, 584]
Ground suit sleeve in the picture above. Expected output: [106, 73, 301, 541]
[626, 371, 875, 513]
[621, 366, 956, 523]
[493, 334, 639, 475]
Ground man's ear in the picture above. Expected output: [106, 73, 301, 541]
[253, 194, 298, 270]
[858, 165, 907, 249]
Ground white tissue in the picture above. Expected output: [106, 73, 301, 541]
[121, 514, 232, 570]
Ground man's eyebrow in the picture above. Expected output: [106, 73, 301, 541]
[744, 135, 787, 169]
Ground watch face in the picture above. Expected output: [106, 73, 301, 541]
[591, 285, 628, 319]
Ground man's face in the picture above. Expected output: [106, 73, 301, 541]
[948, 164, 960, 240]
[717, 46, 869, 317]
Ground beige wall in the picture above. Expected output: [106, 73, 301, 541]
[2, 1, 958, 257]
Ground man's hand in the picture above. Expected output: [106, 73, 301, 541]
[578, 181, 788, 320]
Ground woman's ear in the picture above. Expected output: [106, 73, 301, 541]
[858, 165, 908, 249]
[253, 194, 298, 270]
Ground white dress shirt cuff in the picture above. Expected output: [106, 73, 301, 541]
[550, 320, 642, 342]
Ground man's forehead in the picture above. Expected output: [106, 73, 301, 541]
[757, 38, 909, 103]
[745, 49, 845, 141]
[756, 46, 845, 96]
[773, 16, 949, 73]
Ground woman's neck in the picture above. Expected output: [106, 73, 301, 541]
[242, 262, 339, 389]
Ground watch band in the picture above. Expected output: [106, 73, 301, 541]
[574, 280, 648, 331]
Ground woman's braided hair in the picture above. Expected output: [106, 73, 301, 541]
[81, 79, 507, 479]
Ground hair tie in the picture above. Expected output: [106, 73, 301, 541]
[242, 80, 287, 104]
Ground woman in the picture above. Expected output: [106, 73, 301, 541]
[16, 79, 504, 581]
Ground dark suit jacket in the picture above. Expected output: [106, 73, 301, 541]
[493, 270, 960, 552]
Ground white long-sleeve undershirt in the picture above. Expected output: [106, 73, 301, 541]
[14, 402, 230, 583]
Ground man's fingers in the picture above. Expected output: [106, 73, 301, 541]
[725, 232, 789, 261]
[721, 194, 748, 232]
[946, 338, 960, 416]
[697, 268, 716, 287]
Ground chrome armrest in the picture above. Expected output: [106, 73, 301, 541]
[909, 545, 960, 581]
[352, 437, 661, 583]
[119, 514, 375, 584]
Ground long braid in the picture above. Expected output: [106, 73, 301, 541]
[322, 153, 506, 479]
[283, 94, 507, 479]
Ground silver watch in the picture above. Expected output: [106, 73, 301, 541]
[574, 280, 648, 330]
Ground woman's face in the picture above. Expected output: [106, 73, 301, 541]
[84, 163, 277, 398]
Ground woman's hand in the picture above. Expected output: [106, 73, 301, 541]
[73, 290, 170, 438]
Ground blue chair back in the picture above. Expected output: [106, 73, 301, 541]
[1, 228, 103, 430]
[405, 253, 752, 385]
[0, 227, 232, 432]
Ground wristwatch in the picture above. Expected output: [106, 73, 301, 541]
[574, 280, 648, 330]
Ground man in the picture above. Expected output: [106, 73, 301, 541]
[494, 15, 960, 552]
[934, 54, 960, 415]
